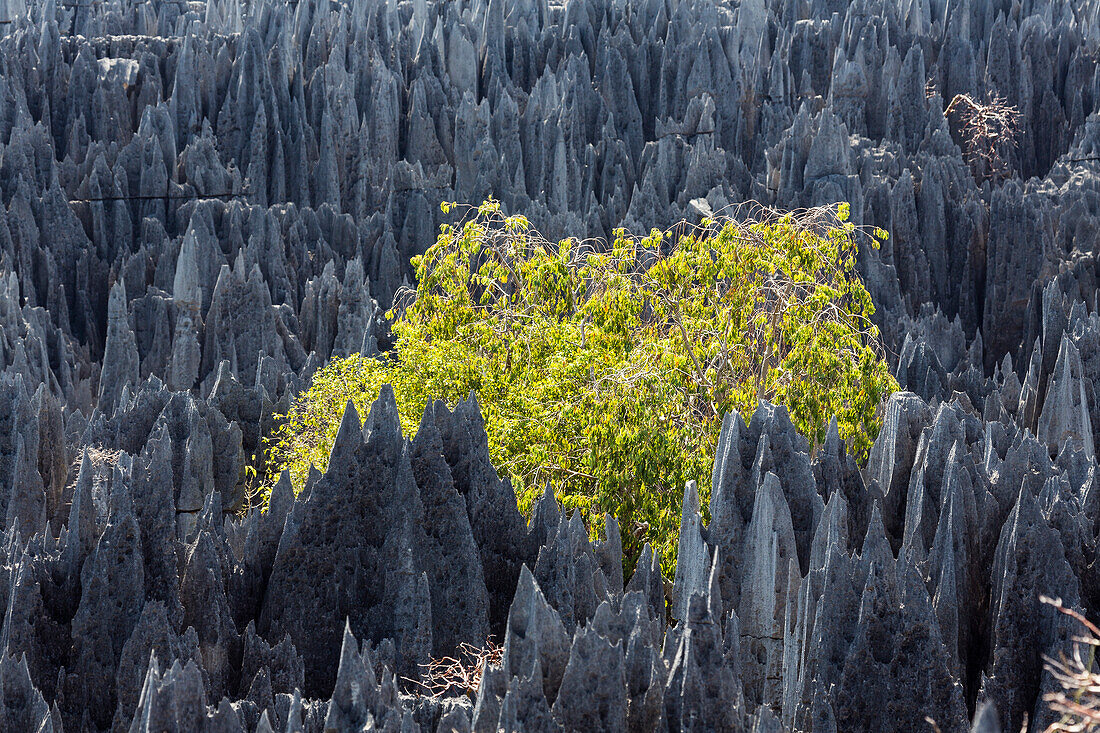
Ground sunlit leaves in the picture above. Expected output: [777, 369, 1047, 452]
[267, 201, 897, 577]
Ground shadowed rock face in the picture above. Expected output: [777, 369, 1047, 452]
[0, 0, 1098, 729]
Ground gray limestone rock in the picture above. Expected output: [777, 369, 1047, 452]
[98, 280, 141, 417]
[497, 656, 559, 733]
[551, 626, 627, 732]
[665, 554, 742, 732]
[832, 560, 968, 733]
[0, 653, 60, 732]
[867, 392, 934, 545]
[128, 656, 243, 733]
[433, 394, 532, 633]
[67, 487, 145, 730]
[238, 622, 303, 701]
[323, 621, 406, 732]
[410, 403, 490, 657]
[501, 566, 572, 708]
[737, 472, 797, 709]
[671, 481, 709, 624]
[112, 601, 203, 731]
[0, 0, 1099, 729]
[1038, 334, 1095, 459]
[180, 528, 238, 702]
[979, 486, 1082, 733]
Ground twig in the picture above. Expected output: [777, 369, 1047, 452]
[671, 297, 712, 405]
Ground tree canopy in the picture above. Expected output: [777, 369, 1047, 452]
[266, 200, 896, 574]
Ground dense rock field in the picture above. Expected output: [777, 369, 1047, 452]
[0, 0, 1099, 729]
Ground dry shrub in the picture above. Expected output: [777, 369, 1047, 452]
[69, 445, 124, 484]
[944, 93, 1021, 183]
[83, 445, 123, 470]
[407, 640, 503, 698]
[1042, 595, 1100, 732]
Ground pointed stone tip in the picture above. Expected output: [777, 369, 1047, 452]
[682, 480, 700, 513]
[418, 398, 435, 427]
[269, 469, 293, 511]
[256, 710, 275, 733]
[324, 400, 364, 479]
[517, 563, 537, 592]
[969, 700, 1001, 733]
[824, 484, 848, 514]
[77, 445, 93, 474]
[146, 648, 161, 676]
[342, 616, 355, 643]
[825, 415, 840, 447]
[366, 384, 402, 438]
[758, 470, 783, 500]
[719, 409, 737, 436]
[555, 500, 576, 528]
[862, 500, 890, 558]
[412, 399, 440, 448]
[604, 512, 619, 537]
[333, 617, 367, 679]
[211, 359, 233, 392]
[109, 277, 127, 306]
[338, 398, 361, 438]
[375, 382, 394, 403]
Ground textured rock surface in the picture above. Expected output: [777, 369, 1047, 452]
[0, 0, 1098, 729]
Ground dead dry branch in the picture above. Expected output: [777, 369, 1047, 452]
[944, 93, 1021, 183]
[1041, 595, 1100, 732]
[404, 640, 504, 698]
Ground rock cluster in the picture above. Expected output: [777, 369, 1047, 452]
[3, 380, 1100, 732]
[0, 0, 1099, 729]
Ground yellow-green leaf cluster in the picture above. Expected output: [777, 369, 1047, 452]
[265, 201, 897, 576]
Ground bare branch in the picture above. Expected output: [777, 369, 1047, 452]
[405, 639, 503, 698]
[1041, 596, 1100, 732]
[944, 93, 1021, 184]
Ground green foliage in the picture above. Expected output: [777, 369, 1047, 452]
[266, 200, 896, 575]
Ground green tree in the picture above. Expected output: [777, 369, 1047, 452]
[266, 200, 896, 575]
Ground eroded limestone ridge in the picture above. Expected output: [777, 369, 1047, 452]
[0, 0, 1099, 729]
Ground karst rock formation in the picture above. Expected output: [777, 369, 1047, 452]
[0, 0, 1099, 729]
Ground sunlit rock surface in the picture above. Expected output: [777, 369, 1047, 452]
[0, 0, 1099, 729]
